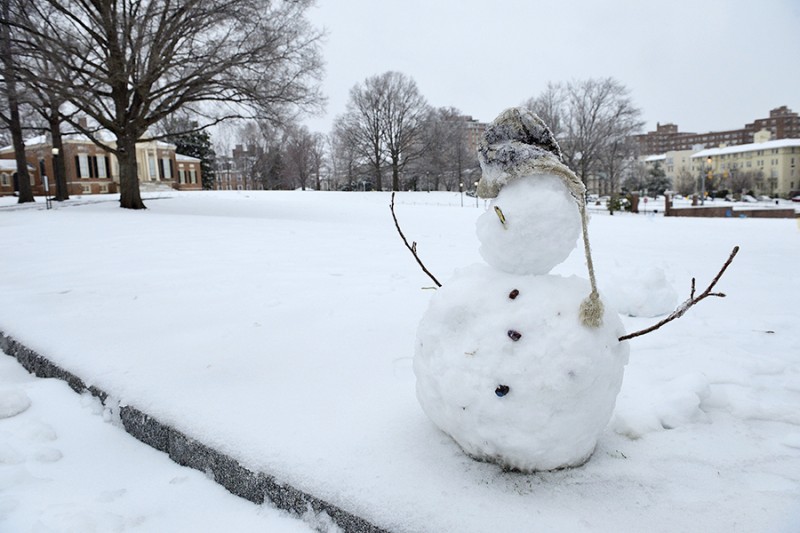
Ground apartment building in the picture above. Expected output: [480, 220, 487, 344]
[691, 136, 800, 197]
[634, 106, 800, 156]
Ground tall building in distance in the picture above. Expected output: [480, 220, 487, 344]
[634, 106, 800, 155]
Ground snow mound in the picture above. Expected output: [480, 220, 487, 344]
[476, 176, 581, 275]
[602, 265, 678, 318]
[611, 372, 710, 439]
[414, 265, 629, 471]
[0, 388, 31, 419]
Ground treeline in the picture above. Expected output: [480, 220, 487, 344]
[224, 73, 647, 195]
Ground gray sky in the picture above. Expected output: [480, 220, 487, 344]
[304, 0, 800, 136]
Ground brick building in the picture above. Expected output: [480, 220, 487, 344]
[0, 135, 203, 196]
[633, 106, 800, 156]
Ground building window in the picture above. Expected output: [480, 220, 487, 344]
[76, 154, 91, 178]
[189, 169, 197, 184]
[160, 157, 172, 180]
[97, 156, 107, 178]
[148, 156, 157, 180]
[81, 184, 91, 194]
[99, 183, 109, 193]
[0, 173, 8, 186]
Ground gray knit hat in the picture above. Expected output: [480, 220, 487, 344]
[477, 107, 585, 207]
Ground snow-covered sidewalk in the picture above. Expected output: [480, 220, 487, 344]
[0, 354, 320, 532]
[1, 191, 799, 532]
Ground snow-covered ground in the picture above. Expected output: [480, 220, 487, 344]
[0, 355, 319, 532]
[1, 190, 799, 532]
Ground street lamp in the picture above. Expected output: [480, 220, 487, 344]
[40, 151, 53, 210]
[474, 181, 479, 207]
[459, 182, 464, 207]
[51, 147, 61, 202]
[703, 156, 712, 206]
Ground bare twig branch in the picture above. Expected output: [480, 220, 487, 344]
[390, 192, 442, 288]
[619, 246, 740, 342]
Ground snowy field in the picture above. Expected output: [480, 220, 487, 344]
[1, 190, 799, 532]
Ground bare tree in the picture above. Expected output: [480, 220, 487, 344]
[674, 169, 695, 196]
[380, 72, 428, 191]
[329, 123, 361, 190]
[523, 82, 566, 140]
[309, 132, 326, 190]
[725, 169, 757, 196]
[337, 71, 429, 191]
[336, 78, 386, 190]
[12, 0, 324, 209]
[285, 125, 314, 190]
[0, 0, 33, 203]
[415, 107, 477, 192]
[524, 78, 643, 192]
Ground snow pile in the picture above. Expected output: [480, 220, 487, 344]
[415, 265, 628, 471]
[476, 176, 580, 275]
[0, 388, 31, 419]
[611, 372, 711, 439]
[601, 265, 678, 318]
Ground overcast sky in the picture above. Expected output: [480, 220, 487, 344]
[303, 0, 800, 136]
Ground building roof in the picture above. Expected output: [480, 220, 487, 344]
[691, 138, 800, 159]
[175, 153, 201, 162]
[0, 134, 176, 155]
[0, 160, 35, 171]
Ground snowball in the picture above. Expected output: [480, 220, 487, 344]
[0, 389, 31, 419]
[476, 176, 580, 275]
[602, 266, 678, 318]
[414, 265, 629, 472]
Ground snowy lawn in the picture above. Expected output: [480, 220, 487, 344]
[1, 191, 799, 532]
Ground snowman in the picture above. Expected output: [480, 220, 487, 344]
[414, 107, 629, 472]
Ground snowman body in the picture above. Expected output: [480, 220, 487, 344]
[414, 147, 629, 471]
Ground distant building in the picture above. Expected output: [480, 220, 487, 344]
[691, 137, 800, 197]
[633, 106, 800, 155]
[640, 148, 697, 186]
[461, 116, 489, 158]
[0, 135, 203, 196]
[214, 144, 264, 191]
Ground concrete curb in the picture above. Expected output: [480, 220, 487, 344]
[0, 332, 390, 533]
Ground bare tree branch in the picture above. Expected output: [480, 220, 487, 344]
[619, 246, 740, 342]
[390, 192, 442, 288]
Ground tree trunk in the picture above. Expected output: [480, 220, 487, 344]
[0, 1, 33, 203]
[374, 164, 382, 191]
[9, 117, 33, 203]
[391, 159, 400, 191]
[49, 109, 69, 201]
[117, 135, 145, 209]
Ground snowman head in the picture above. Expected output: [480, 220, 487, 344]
[476, 175, 581, 275]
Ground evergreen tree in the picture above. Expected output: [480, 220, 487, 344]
[645, 162, 671, 196]
[167, 130, 217, 190]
